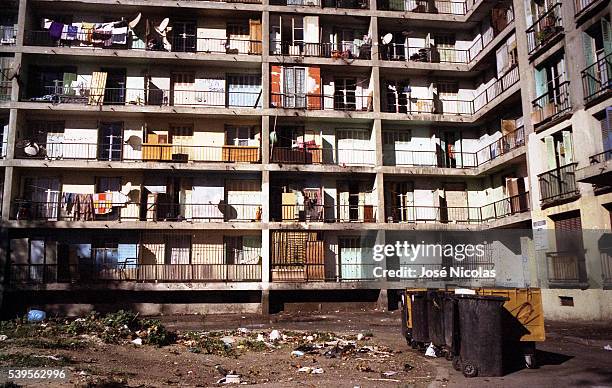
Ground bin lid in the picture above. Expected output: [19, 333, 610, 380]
[455, 294, 508, 302]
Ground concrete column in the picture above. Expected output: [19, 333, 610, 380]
[2, 167, 15, 221]
[261, 115, 270, 164]
[0, 227, 7, 316]
[558, 1, 586, 112]
[369, 16, 379, 65]
[17, 0, 27, 47]
[370, 66, 381, 113]
[261, 288, 270, 315]
[375, 171, 385, 223]
[261, 228, 271, 283]
[5, 109, 18, 160]
[511, 0, 535, 135]
[10, 53, 22, 103]
[261, 11, 270, 109]
[373, 118, 383, 167]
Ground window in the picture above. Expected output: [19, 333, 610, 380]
[226, 125, 256, 146]
[543, 130, 573, 170]
[96, 177, 122, 193]
[383, 130, 411, 145]
[434, 34, 456, 62]
[172, 21, 196, 52]
[172, 73, 195, 86]
[283, 67, 306, 108]
[334, 78, 357, 110]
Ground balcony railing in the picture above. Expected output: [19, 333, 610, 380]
[0, 25, 17, 45]
[385, 192, 530, 224]
[538, 163, 579, 205]
[589, 149, 612, 164]
[377, 0, 472, 15]
[0, 80, 11, 101]
[270, 0, 369, 8]
[602, 251, 612, 285]
[581, 52, 612, 102]
[574, 0, 602, 16]
[475, 126, 525, 165]
[546, 251, 582, 284]
[24, 31, 262, 55]
[380, 11, 515, 64]
[383, 149, 478, 168]
[270, 41, 371, 59]
[11, 201, 262, 222]
[526, 3, 563, 55]
[9, 262, 262, 284]
[384, 66, 519, 115]
[274, 204, 377, 222]
[531, 80, 571, 125]
[15, 142, 261, 163]
[270, 93, 373, 111]
[26, 84, 262, 108]
[270, 146, 376, 165]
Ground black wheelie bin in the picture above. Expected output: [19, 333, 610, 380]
[409, 291, 429, 349]
[427, 290, 445, 350]
[456, 294, 508, 377]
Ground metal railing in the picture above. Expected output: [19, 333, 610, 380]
[270, 146, 376, 165]
[11, 201, 262, 222]
[526, 3, 563, 55]
[574, 0, 601, 15]
[531, 80, 571, 125]
[377, 0, 472, 15]
[384, 66, 519, 115]
[0, 81, 11, 101]
[9, 262, 262, 284]
[386, 192, 530, 224]
[275, 204, 377, 222]
[382, 149, 478, 168]
[24, 31, 262, 55]
[602, 251, 612, 285]
[589, 149, 612, 164]
[0, 25, 17, 45]
[475, 126, 525, 165]
[271, 0, 369, 7]
[270, 92, 373, 111]
[581, 52, 612, 102]
[538, 163, 579, 205]
[269, 41, 371, 59]
[379, 9, 515, 65]
[546, 251, 582, 284]
[26, 84, 262, 108]
[14, 142, 262, 163]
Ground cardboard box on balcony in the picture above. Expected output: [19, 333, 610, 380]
[222, 145, 259, 162]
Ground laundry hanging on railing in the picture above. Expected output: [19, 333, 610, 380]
[61, 191, 131, 218]
[42, 14, 141, 47]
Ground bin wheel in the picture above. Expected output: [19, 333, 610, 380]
[462, 362, 478, 378]
[452, 356, 462, 371]
[525, 354, 537, 369]
[445, 351, 454, 361]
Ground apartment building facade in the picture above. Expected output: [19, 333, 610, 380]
[0, 0, 609, 320]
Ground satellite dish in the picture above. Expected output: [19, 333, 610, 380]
[125, 135, 142, 150]
[128, 13, 142, 29]
[382, 33, 393, 45]
[24, 143, 40, 156]
[158, 18, 169, 31]
[270, 131, 278, 144]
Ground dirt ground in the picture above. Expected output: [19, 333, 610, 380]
[0, 310, 611, 387]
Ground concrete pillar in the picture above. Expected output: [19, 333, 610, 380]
[261, 11, 270, 109]
[376, 288, 388, 311]
[0, 228, 7, 316]
[369, 16, 379, 65]
[558, 1, 586, 112]
[375, 171, 385, 223]
[261, 228, 271, 283]
[261, 116, 270, 164]
[17, 0, 27, 47]
[5, 109, 18, 160]
[261, 288, 270, 315]
[370, 66, 381, 113]
[511, 0, 535, 135]
[1, 167, 15, 221]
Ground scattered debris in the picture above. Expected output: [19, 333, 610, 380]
[425, 343, 437, 357]
[291, 350, 305, 357]
[0, 334, 7, 341]
[131, 338, 143, 346]
[269, 330, 281, 342]
[297, 366, 324, 374]
[404, 363, 414, 372]
[382, 371, 398, 377]
[27, 310, 46, 323]
[604, 344, 612, 351]
[357, 333, 364, 341]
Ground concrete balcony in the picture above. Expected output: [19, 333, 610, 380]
[575, 149, 612, 186]
[526, 2, 564, 57]
[531, 80, 571, 128]
[538, 163, 580, 207]
[581, 53, 612, 104]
